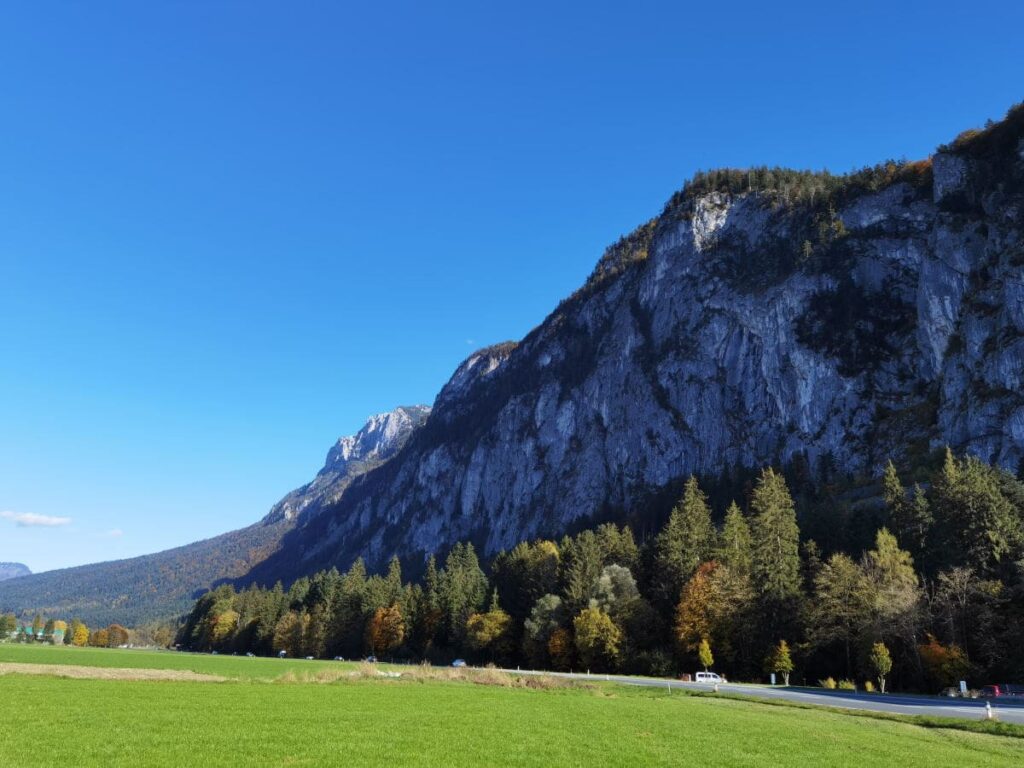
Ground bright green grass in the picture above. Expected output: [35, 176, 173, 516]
[1, 645, 1022, 766]
[0, 641, 356, 678]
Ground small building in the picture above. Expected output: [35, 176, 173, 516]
[12, 623, 65, 643]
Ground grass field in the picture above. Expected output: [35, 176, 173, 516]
[1, 644, 1022, 766]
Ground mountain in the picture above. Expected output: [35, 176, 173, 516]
[5, 105, 1024, 622]
[263, 405, 432, 524]
[248, 103, 1024, 582]
[0, 563, 31, 582]
[0, 407, 429, 625]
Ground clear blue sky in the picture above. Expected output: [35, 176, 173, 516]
[1, 1, 1021, 573]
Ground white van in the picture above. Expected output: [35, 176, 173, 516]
[695, 671, 724, 683]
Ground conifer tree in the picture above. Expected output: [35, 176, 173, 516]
[750, 469, 801, 604]
[716, 502, 753, 578]
[930, 450, 1023, 576]
[652, 476, 716, 609]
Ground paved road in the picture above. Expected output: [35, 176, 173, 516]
[501, 668, 1024, 725]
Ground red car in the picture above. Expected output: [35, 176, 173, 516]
[979, 685, 1012, 698]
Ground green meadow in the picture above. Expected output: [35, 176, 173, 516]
[1, 644, 1022, 767]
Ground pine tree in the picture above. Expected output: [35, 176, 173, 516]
[882, 460, 932, 558]
[385, 556, 403, 605]
[561, 531, 604, 614]
[930, 450, 1023, 577]
[331, 559, 368, 657]
[652, 476, 716, 610]
[882, 460, 907, 531]
[439, 542, 488, 646]
[750, 469, 801, 604]
[749, 468, 803, 648]
[716, 502, 753, 578]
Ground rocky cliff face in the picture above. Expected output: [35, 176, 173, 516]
[0, 408, 429, 624]
[263, 105, 1024, 580]
[0, 563, 31, 582]
[263, 405, 431, 524]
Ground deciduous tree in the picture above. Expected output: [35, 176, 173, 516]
[366, 604, 405, 656]
[765, 639, 794, 685]
[869, 642, 892, 693]
[698, 638, 714, 672]
[573, 607, 621, 672]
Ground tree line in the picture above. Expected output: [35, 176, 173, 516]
[171, 449, 1020, 690]
[1, 612, 173, 649]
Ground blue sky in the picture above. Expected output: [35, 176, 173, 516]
[1, 1, 1021, 572]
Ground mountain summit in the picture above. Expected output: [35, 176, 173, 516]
[264, 405, 431, 524]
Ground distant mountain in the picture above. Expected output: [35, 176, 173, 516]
[0, 407, 429, 625]
[0, 563, 31, 582]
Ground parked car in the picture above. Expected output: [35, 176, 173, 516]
[999, 684, 1024, 697]
[695, 671, 724, 684]
[980, 685, 1006, 698]
[451, 659, 467, 668]
[333, 655, 345, 661]
[939, 687, 960, 697]
[305, 655, 314, 660]
[245, 652, 255, 657]
[365, 655, 377, 663]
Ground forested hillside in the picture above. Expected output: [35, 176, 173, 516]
[181, 449, 1024, 691]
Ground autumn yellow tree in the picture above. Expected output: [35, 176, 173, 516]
[89, 629, 109, 648]
[71, 621, 90, 647]
[465, 598, 513, 662]
[210, 610, 239, 646]
[273, 611, 309, 657]
[675, 562, 718, 651]
[573, 607, 621, 671]
[106, 624, 129, 647]
[366, 604, 405, 656]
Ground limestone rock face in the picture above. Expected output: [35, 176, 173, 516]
[263, 405, 431, 523]
[253, 107, 1024, 580]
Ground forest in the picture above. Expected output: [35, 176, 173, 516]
[176, 448, 1024, 692]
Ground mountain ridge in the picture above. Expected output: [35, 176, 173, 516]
[0, 407, 429, 624]
[243, 102, 1024, 584]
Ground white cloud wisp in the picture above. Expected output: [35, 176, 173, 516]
[1, 510, 73, 528]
